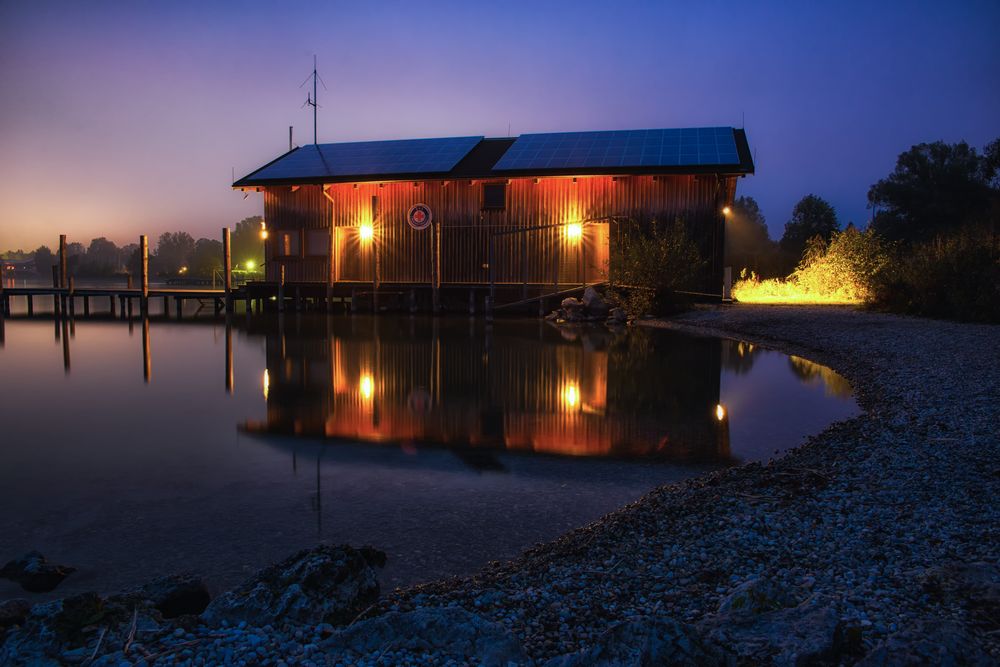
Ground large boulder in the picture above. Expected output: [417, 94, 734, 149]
[546, 616, 726, 666]
[201, 544, 385, 627]
[856, 619, 993, 666]
[582, 288, 611, 319]
[321, 606, 528, 666]
[699, 593, 860, 666]
[0, 551, 75, 593]
[126, 573, 210, 619]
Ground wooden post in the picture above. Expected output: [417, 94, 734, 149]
[83, 295, 90, 317]
[521, 230, 528, 300]
[139, 235, 149, 316]
[61, 319, 70, 374]
[225, 317, 233, 394]
[68, 277, 76, 318]
[51, 265, 60, 317]
[278, 265, 285, 312]
[163, 295, 170, 315]
[327, 225, 335, 310]
[142, 316, 151, 383]
[175, 296, 182, 319]
[223, 227, 232, 312]
[58, 234, 67, 289]
[431, 221, 440, 314]
[488, 234, 496, 305]
[468, 289, 475, 315]
[110, 294, 115, 317]
[553, 227, 560, 290]
[581, 223, 587, 289]
[27, 294, 33, 317]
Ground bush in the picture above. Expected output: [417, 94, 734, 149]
[872, 227, 999, 322]
[732, 227, 891, 304]
[608, 217, 705, 317]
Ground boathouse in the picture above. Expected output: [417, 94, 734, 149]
[233, 127, 754, 310]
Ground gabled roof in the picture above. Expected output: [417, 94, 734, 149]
[233, 127, 754, 188]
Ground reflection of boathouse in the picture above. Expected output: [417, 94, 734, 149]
[242, 317, 731, 463]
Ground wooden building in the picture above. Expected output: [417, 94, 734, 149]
[233, 127, 754, 310]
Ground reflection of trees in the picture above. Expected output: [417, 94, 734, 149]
[720, 339, 761, 375]
[787, 356, 853, 398]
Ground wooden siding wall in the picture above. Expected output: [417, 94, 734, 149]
[263, 174, 737, 285]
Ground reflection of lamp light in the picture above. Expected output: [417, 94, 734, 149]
[359, 224, 374, 242]
[359, 373, 374, 400]
[716, 404, 726, 421]
[263, 369, 270, 400]
[562, 382, 580, 410]
[565, 223, 583, 242]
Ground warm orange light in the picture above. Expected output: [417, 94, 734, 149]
[722, 206, 732, 216]
[565, 223, 583, 242]
[260, 221, 268, 240]
[716, 404, 726, 421]
[263, 369, 270, 400]
[359, 224, 374, 242]
[562, 382, 580, 410]
[359, 373, 374, 400]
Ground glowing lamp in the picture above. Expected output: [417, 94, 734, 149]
[246, 261, 256, 271]
[263, 369, 270, 400]
[359, 223, 374, 242]
[716, 404, 726, 421]
[260, 221, 268, 240]
[562, 382, 580, 410]
[565, 223, 583, 242]
[722, 206, 732, 217]
[359, 373, 374, 400]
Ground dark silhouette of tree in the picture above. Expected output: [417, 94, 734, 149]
[32, 246, 55, 275]
[780, 195, 839, 262]
[155, 232, 195, 275]
[868, 139, 998, 243]
[725, 196, 780, 276]
[231, 216, 265, 269]
[189, 238, 223, 278]
[79, 237, 120, 276]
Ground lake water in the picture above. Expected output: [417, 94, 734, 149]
[0, 310, 858, 599]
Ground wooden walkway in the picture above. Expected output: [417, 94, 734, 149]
[0, 285, 245, 319]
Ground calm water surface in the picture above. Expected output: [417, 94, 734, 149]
[0, 312, 858, 600]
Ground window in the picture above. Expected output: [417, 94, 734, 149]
[306, 230, 330, 257]
[482, 182, 506, 210]
[277, 231, 300, 257]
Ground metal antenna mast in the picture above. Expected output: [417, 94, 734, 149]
[300, 55, 327, 145]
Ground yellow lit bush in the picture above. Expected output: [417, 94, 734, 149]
[733, 227, 890, 305]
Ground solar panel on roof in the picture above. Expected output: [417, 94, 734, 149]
[247, 136, 483, 181]
[492, 127, 740, 171]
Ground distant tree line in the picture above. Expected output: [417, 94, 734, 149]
[4, 216, 264, 281]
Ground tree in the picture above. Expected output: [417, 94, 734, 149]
[780, 195, 839, 261]
[80, 237, 120, 276]
[725, 196, 780, 276]
[231, 216, 265, 270]
[868, 139, 998, 243]
[33, 246, 55, 276]
[188, 238, 223, 278]
[155, 232, 195, 275]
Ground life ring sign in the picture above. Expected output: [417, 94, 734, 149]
[407, 203, 433, 231]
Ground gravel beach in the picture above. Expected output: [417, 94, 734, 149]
[4, 305, 997, 665]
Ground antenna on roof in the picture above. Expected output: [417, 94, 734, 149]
[300, 55, 327, 145]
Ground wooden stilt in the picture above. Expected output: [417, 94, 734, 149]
[139, 235, 149, 316]
[223, 227, 232, 313]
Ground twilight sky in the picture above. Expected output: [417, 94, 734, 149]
[1, 0, 998, 251]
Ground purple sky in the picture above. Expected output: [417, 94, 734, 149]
[1, 1, 997, 251]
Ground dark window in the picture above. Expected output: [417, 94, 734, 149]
[277, 231, 300, 257]
[482, 183, 506, 210]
